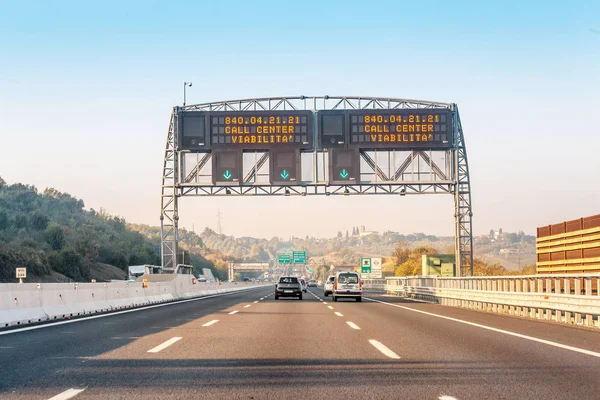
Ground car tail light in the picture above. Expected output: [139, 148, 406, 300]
[334, 279, 338, 290]
[359, 279, 363, 290]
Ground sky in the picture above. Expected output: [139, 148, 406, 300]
[0, 0, 599, 239]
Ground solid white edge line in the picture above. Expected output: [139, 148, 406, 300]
[48, 388, 86, 400]
[346, 321, 361, 330]
[228, 310, 239, 315]
[202, 319, 219, 327]
[364, 297, 600, 359]
[327, 306, 334, 309]
[334, 312, 343, 317]
[147, 336, 182, 353]
[369, 339, 401, 359]
[1, 286, 269, 336]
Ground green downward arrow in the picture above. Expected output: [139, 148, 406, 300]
[223, 170, 232, 180]
[280, 170, 289, 180]
[340, 169, 349, 179]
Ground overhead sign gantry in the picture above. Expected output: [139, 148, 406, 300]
[160, 96, 473, 275]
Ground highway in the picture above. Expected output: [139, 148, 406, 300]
[1, 286, 600, 399]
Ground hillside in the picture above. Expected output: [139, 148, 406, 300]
[0, 178, 215, 282]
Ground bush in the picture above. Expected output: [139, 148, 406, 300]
[48, 248, 88, 280]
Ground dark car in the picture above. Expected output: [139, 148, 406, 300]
[275, 276, 303, 300]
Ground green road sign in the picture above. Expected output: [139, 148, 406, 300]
[223, 170, 232, 180]
[280, 169, 289, 180]
[292, 250, 306, 263]
[278, 254, 291, 264]
[360, 258, 371, 273]
[340, 169, 349, 179]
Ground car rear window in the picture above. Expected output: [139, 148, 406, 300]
[338, 273, 359, 284]
[279, 277, 298, 284]
[328, 277, 335, 282]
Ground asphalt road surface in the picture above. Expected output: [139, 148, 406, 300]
[1, 286, 600, 399]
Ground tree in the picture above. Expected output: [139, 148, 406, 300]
[394, 259, 419, 276]
[337, 231, 342, 238]
[0, 176, 6, 186]
[45, 225, 66, 250]
[0, 211, 8, 230]
[249, 244, 268, 261]
[29, 212, 49, 231]
[489, 229, 495, 239]
[392, 242, 410, 266]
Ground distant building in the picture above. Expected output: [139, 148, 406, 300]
[359, 231, 377, 237]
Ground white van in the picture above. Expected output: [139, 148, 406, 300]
[333, 271, 362, 302]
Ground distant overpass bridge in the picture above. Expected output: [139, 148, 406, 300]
[228, 262, 270, 280]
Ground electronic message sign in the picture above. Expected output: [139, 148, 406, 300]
[179, 112, 207, 150]
[210, 111, 313, 149]
[269, 149, 300, 185]
[212, 150, 242, 185]
[348, 109, 453, 149]
[329, 148, 358, 184]
[318, 111, 346, 148]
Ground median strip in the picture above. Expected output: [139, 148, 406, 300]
[147, 337, 182, 353]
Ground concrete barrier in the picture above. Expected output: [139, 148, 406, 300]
[0, 284, 47, 326]
[0, 276, 267, 328]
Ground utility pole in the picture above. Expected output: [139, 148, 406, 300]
[217, 209, 223, 235]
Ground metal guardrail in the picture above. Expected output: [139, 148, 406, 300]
[384, 274, 600, 329]
[362, 279, 386, 292]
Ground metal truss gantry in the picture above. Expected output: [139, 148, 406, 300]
[160, 96, 474, 275]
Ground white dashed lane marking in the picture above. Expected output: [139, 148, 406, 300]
[369, 339, 401, 359]
[346, 321, 361, 330]
[244, 305, 251, 308]
[48, 388, 86, 400]
[327, 306, 334, 310]
[202, 320, 219, 327]
[228, 310, 239, 315]
[334, 312, 343, 317]
[147, 337, 182, 353]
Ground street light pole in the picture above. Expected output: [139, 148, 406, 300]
[183, 81, 192, 106]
